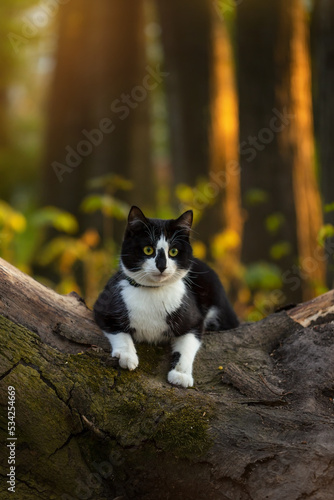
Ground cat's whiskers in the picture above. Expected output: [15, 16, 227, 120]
[170, 228, 187, 241]
[189, 260, 211, 275]
[184, 275, 202, 290]
[170, 233, 189, 247]
[130, 270, 150, 281]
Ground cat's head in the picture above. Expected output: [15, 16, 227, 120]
[121, 206, 193, 287]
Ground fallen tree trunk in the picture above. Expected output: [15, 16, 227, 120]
[0, 257, 108, 353]
[0, 257, 334, 499]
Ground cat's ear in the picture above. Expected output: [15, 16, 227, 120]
[175, 210, 193, 230]
[128, 206, 147, 225]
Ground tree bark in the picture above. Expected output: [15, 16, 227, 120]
[209, 15, 242, 297]
[210, 16, 241, 236]
[156, 0, 212, 188]
[237, 0, 298, 300]
[237, 0, 324, 304]
[312, 0, 334, 289]
[0, 257, 334, 499]
[41, 0, 153, 234]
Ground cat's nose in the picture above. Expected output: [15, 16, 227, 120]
[156, 249, 167, 273]
[157, 263, 167, 274]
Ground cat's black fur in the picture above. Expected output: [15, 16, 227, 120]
[94, 206, 239, 387]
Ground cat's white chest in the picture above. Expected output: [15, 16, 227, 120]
[120, 280, 186, 343]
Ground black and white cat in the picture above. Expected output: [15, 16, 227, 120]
[94, 206, 239, 388]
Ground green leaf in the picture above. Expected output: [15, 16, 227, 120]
[324, 202, 334, 213]
[80, 195, 104, 213]
[81, 195, 129, 219]
[31, 207, 78, 234]
[244, 262, 282, 290]
[87, 174, 133, 192]
[318, 224, 334, 246]
[270, 241, 291, 260]
[265, 213, 285, 234]
[175, 184, 196, 204]
[37, 237, 71, 266]
[0, 200, 26, 232]
[245, 189, 269, 206]
[53, 213, 79, 234]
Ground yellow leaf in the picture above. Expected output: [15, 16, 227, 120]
[192, 240, 207, 260]
[238, 287, 251, 304]
[212, 229, 240, 259]
[175, 184, 194, 203]
[81, 229, 100, 248]
[9, 213, 26, 233]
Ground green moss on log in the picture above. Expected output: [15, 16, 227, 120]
[0, 315, 215, 498]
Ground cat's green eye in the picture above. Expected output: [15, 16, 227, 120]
[169, 248, 178, 257]
[143, 246, 154, 256]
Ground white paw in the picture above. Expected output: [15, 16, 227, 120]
[167, 369, 194, 388]
[112, 350, 139, 371]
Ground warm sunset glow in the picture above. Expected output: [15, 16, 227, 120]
[289, 0, 325, 298]
[210, 18, 242, 241]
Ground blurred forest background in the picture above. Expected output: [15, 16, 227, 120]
[0, 0, 334, 320]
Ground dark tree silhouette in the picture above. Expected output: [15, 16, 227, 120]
[312, 0, 334, 289]
[42, 0, 153, 233]
[155, 0, 212, 188]
[237, 0, 324, 304]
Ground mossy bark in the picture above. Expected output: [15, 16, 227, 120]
[1, 289, 334, 499]
[0, 316, 215, 499]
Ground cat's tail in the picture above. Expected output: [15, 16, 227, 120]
[204, 302, 239, 332]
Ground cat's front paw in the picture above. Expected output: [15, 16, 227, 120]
[112, 350, 139, 371]
[167, 369, 194, 388]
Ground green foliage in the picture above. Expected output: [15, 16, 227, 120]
[87, 174, 133, 192]
[81, 194, 129, 220]
[0, 200, 26, 232]
[265, 213, 285, 234]
[0, 202, 80, 271]
[175, 178, 219, 224]
[270, 241, 292, 260]
[245, 188, 269, 206]
[244, 262, 282, 291]
[247, 289, 285, 322]
[31, 207, 78, 234]
[0, 200, 26, 261]
[324, 202, 334, 213]
[318, 224, 334, 247]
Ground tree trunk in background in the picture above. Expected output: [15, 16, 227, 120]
[41, 0, 153, 237]
[237, 0, 324, 305]
[287, 0, 324, 300]
[237, 0, 299, 305]
[156, 0, 238, 254]
[209, 16, 242, 297]
[211, 19, 241, 240]
[312, 0, 334, 289]
[155, 0, 212, 189]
